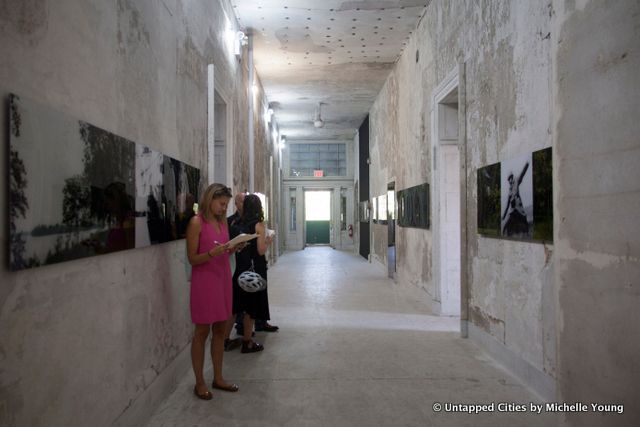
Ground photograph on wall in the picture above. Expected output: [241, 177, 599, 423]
[397, 183, 430, 229]
[135, 145, 164, 247]
[358, 200, 369, 222]
[8, 94, 135, 271]
[532, 147, 553, 241]
[8, 94, 201, 271]
[477, 162, 501, 236]
[378, 194, 388, 224]
[501, 153, 533, 239]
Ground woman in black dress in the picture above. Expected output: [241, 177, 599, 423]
[230, 194, 274, 353]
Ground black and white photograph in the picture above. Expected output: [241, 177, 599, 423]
[501, 153, 533, 239]
[477, 162, 501, 237]
[532, 147, 553, 242]
[135, 145, 164, 247]
[8, 94, 201, 271]
[9, 94, 136, 271]
[397, 183, 430, 229]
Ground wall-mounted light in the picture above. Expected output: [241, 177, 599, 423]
[234, 31, 248, 55]
[264, 108, 274, 124]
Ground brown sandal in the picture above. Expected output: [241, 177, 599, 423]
[193, 385, 213, 400]
[211, 381, 239, 392]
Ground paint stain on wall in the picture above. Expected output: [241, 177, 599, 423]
[117, 0, 151, 55]
[469, 304, 505, 340]
[0, 0, 48, 45]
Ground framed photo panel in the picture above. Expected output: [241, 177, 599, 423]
[8, 93, 201, 270]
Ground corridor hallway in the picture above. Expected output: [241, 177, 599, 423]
[148, 247, 554, 426]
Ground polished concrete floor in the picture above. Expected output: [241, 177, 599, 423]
[147, 247, 555, 426]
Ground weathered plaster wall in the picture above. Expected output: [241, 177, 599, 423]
[0, 0, 256, 425]
[553, 0, 640, 425]
[369, 0, 555, 396]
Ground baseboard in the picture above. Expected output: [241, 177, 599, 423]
[468, 322, 556, 401]
[112, 344, 191, 427]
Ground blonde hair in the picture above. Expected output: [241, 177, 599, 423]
[199, 183, 232, 222]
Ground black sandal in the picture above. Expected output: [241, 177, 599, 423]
[241, 340, 264, 353]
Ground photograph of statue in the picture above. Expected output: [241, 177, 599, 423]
[501, 154, 533, 239]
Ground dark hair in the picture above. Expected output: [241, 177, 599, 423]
[240, 194, 264, 224]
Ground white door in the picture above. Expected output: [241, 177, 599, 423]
[439, 145, 460, 315]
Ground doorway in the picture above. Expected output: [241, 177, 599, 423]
[433, 70, 461, 316]
[387, 182, 396, 279]
[304, 190, 331, 245]
[358, 116, 370, 260]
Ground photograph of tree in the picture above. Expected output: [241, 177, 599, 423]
[397, 183, 430, 229]
[532, 147, 553, 242]
[477, 162, 501, 236]
[8, 94, 200, 271]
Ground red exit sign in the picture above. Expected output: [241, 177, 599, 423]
[313, 170, 324, 177]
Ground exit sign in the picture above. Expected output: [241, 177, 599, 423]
[313, 170, 324, 177]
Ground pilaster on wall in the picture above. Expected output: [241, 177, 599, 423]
[553, 0, 640, 425]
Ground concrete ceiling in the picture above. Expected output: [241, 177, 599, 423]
[230, 0, 431, 141]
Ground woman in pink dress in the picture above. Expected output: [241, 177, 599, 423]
[186, 183, 239, 399]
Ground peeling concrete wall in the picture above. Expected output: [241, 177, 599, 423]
[369, 0, 556, 397]
[0, 0, 259, 425]
[553, 0, 640, 425]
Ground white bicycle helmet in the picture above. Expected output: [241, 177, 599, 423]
[238, 271, 267, 293]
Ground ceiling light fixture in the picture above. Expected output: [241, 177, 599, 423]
[313, 102, 325, 128]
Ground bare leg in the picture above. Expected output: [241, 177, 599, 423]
[224, 314, 235, 340]
[191, 324, 211, 395]
[243, 313, 254, 342]
[211, 320, 235, 388]
[241, 314, 263, 353]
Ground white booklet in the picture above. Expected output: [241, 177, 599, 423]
[227, 233, 258, 248]
[266, 229, 276, 238]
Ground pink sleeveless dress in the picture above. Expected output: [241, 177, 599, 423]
[190, 215, 232, 324]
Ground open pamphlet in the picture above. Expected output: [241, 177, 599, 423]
[266, 229, 276, 238]
[227, 233, 258, 248]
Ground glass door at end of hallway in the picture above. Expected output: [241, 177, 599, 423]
[304, 190, 331, 245]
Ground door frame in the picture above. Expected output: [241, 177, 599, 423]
[302, 188, 334, 247]
[431, 66, 464, 318]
